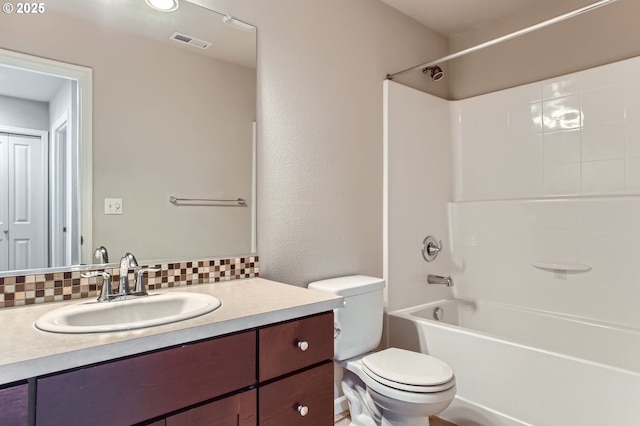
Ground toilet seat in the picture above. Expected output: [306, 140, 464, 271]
[361, 348, 455, 393]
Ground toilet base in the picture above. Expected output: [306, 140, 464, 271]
[341, 361, 455, 426]
[342, 369, 380, 426]
[370, 387, 452, 426]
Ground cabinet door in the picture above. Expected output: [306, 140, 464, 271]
[36, 331, 256, 426]
[259, 362, 333, 426]
[259, 312, 333, 381]
[167, 389, 256, 426]
[0, 382, 29, 426]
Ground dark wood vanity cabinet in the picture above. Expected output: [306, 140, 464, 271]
[259, 311, 334, 381]
[258, 312, 334, 425]
[0, 381, 29, 426]
[259, 362, 333, 426]
[31, 311, 334, 426]
[36, 331, 256, 426]
[166, 389, 257, 426]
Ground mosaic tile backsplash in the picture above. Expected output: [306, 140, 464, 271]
[0, 256, 259, 309]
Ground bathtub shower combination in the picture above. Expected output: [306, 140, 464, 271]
[384, 30, 640, 425]
[389, 299, 640, 425]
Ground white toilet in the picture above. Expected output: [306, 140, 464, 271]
[308, 275, 456, 426]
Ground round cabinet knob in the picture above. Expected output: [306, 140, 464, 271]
[297, 340, 309, 351]
[296, 404, 309, 416]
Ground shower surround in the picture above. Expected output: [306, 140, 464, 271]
[384, 55, 640, 424]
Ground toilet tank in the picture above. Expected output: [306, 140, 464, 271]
[308, 275, 385, 361]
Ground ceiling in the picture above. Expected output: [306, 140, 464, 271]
[1, 0, 257, 106]
[378, 0, 542, 36]
[0, 65, 67, 102]
[46, 0, 256, 69]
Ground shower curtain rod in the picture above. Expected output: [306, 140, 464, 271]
[386, 0, 618, 80]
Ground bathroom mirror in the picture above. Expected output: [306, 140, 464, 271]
[0, 0, 256, 275]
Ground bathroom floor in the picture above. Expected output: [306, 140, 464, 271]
[335, 413, 457, 425]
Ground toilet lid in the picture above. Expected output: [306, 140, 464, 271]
[362, 348, 454, 386]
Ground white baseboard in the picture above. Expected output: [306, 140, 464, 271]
[334, 395, 349, 416]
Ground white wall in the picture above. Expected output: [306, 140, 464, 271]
[0, 95, 48, 131]
[450, 55, 640, 328]
[383, 54, 640, 329]
[452, 56, 640, 201]
[383, 80, 453, 312]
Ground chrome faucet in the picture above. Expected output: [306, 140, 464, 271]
[118, 252, 139, 295]
[82, 253, 152, 302]
[427, 274, 453, 287]
[82, 271, 113, 302]
[134, 267, 161, 296]
[94, 246, 109, 264]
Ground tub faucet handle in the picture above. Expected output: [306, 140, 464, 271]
[422, 236, 442, 262]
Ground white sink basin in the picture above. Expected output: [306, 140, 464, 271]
[35, 292, 221, 333]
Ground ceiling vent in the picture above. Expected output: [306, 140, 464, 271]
[169, 32, 211, 50]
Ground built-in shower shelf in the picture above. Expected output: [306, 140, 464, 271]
[531, 261, 592, 273]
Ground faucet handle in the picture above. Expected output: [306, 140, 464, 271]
[134, 267, 161, 295]
[82, 271, 113, 302]
[422, 236, 443, 262]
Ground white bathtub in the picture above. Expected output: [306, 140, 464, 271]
[388, 299, 640, 426]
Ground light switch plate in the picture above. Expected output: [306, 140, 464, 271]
[104, 198, 123, 215]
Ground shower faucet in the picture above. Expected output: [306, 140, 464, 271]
[427, 274, 453, 287]
[422, 236, 442, 262]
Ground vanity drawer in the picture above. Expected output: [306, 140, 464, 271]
[259, 361, 333, 426]
[166, 388, 256, 426]
[259, 311, 333, 381]
[36, 331, 256, 426]
[0, 382, 28, 426]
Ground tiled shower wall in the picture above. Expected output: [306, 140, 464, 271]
[451, 55, 640, 201]
[450, 55, 640, 328]
[0, 256, 258, 309]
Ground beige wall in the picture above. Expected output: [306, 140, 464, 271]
[449, 0, 640, 99]
[192, 0, 449, 286]
[1, 9, 256, 262]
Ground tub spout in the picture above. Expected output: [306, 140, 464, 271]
[427, 274, 453, 287]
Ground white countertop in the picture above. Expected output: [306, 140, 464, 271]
[0, 278, 343, 385]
